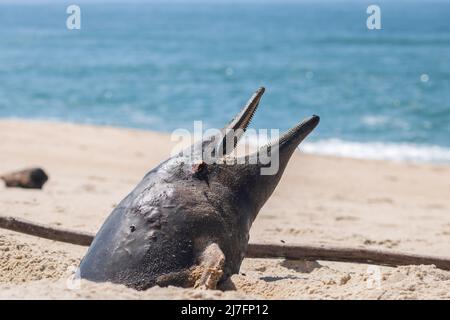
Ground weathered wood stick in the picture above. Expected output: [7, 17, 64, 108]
[246, 243, 450, 271]
[0, 215, 92, 246]
[1, 215, 450, 271]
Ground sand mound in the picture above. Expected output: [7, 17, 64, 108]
[1, 233, 449, 299]
[0, 233, 251, 299]
[0, 279, 251, 300]
[0, 234, 80, 284]
[229, 258, 450, 299]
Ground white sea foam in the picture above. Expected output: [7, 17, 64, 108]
[241, 132, 450, 163]
[300, 139, 450, 164]
[361, 115, 410, 130]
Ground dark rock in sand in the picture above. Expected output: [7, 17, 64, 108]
[1, 168, 49, 189]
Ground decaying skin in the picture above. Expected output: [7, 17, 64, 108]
[79, 87, 320, 290]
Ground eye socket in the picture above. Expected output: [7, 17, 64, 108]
[129, 225, 136, 232]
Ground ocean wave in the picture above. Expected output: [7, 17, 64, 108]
[240, 133, 450, 163]
[300, 139, 450, 164]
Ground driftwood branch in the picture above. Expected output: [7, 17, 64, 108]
[246, 243, 450, 271]
[1, 215, 450, 271]
[0, 215, 92, 246]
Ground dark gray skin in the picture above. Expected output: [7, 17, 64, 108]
[79, 87, 320, 290]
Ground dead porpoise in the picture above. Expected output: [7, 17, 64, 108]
[79, 87, 320, 290]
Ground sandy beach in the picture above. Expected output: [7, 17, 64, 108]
[0, 119, 449, 299]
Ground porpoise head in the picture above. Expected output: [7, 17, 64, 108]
[79, 87, 319, 290]
[169, 87, 320, 224]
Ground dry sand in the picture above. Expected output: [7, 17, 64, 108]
[0, 119, 449, 299]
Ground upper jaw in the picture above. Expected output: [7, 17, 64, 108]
[225, 87, 265, 133]
[215, 87, 265, 157]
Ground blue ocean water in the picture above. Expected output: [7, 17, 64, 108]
[1, 1, 450, 162]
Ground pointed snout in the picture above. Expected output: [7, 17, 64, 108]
[279, 114, 320, 150]
[217, 87, 265, 156]
[227, 87, 265, 132]
[270, 114, 320, 172]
